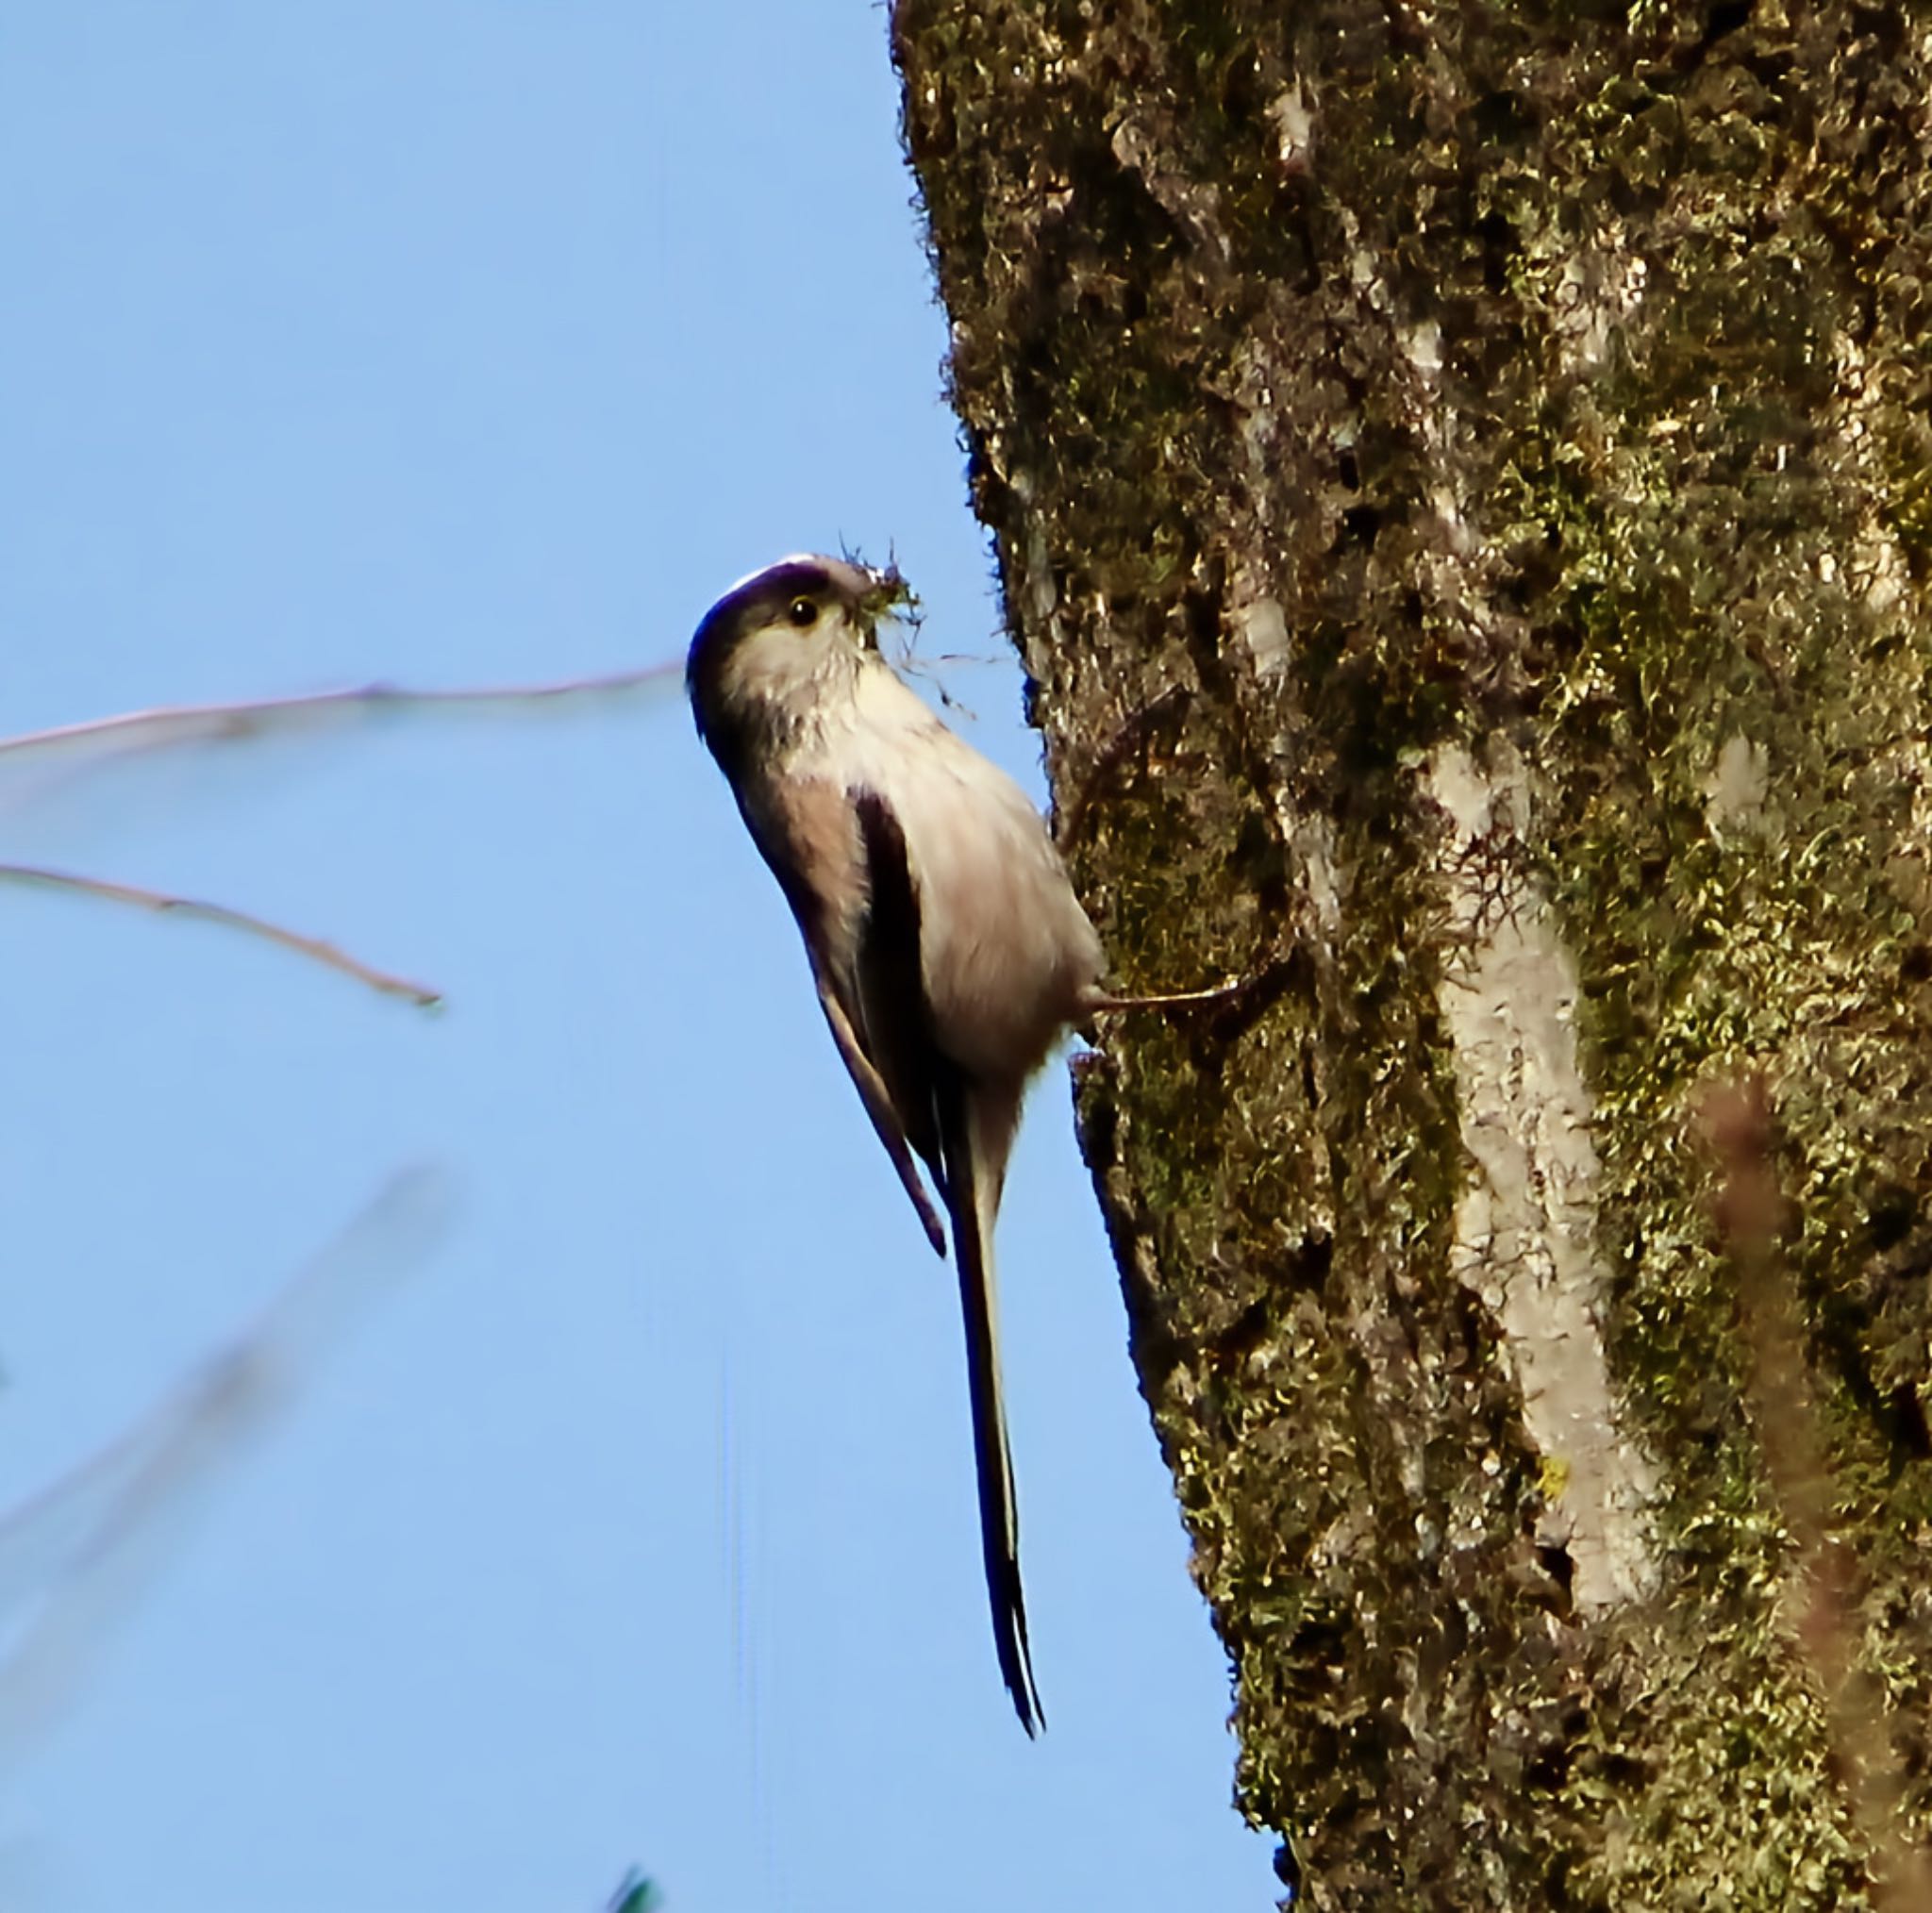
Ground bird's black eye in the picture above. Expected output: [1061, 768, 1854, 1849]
[788, 596, 818, 627]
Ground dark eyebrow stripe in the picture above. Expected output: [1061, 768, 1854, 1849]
[691, 560, 835, 657]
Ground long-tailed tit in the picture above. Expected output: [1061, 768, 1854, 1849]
[687, 553, 1139, 1735]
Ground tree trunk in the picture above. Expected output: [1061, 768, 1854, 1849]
[891, 3, 1932, 1905]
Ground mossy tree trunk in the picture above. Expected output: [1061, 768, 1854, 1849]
[892, 3, 1932, 1905]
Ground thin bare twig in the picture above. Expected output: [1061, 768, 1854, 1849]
[1704, 1077, 1932, 1910]
[1, 862, 443, 1009]
[0, 662, 683, 767]
[1, 660, 680, 1006]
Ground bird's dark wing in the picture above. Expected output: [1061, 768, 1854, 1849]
[848, 792, 944, 1176]
[810, 974, 947, 1258]
[852, 790, 1043, 1736]
[748, 777, 946, 1258]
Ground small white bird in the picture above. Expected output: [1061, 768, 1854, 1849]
[686, 553, 1116, 1734]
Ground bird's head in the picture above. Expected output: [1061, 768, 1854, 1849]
[687, 553, 915, 757]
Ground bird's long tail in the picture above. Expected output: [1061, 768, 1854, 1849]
[938, 1077, 1042, 1737]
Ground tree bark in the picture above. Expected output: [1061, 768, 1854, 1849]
[891, 2, 1932, 1905]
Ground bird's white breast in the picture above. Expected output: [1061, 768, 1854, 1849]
[807, 660, 1103, 1083]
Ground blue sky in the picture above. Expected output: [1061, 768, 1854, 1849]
[0, 7, 1275, 1908]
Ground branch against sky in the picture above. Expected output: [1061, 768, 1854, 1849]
[1, 660, 684, 1007]
[0, 661, 683, 774]
[0, 861, 448, 1008]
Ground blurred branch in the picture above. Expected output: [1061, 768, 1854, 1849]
[1704, 1078, 1932, 1909]
[0, 662, 683, 770]
[604, 1869, 662, 1913]
[0, 861, 444, 1010]
[0, 1167, 455, 1777]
